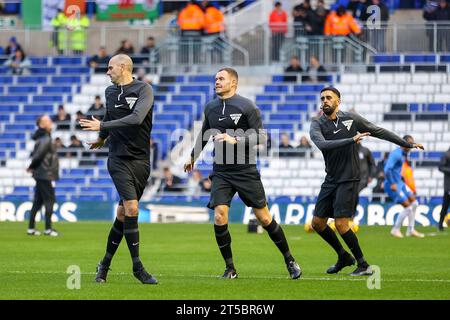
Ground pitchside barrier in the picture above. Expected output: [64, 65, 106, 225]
[0, 199, 447, 227]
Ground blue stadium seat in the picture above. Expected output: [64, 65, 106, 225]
[285, 94, 316, 102]
[0, 104, 19, 112]
[179, 85, 211, 95]
[24, 104, 54, 113]
[426, 103, 444, 112]
[51, 76, 81, 84]
[8, 86, 38, 94]
[17, 76, 47, 84]
[61, 67, 90, 74]
[277, 103, 309, 112]
[188, 75, 214, 83]
[29, 67, 57, 75]
[404, 54, 436, 63]
[154, 94, 167, 102]
[372, 54, 401, 63]
[0, 133, 25, 139]
[0, 115, 10, 122]
[440, 55, 450, 63]
[33, 95, 63, 103]
[264, 85, 289, 93]
[1, 95, 28, 103]
[0, 76, 13, 84]
[272, 75, 286, 83]
[264, 123, 295, 131]
[42, 86, 72, 94]
[15, 114, 40, 122]
[269, 114, 302, 121]
[256, 103, 273, 112]
[29, 57, 49, 65]
[293, 84, 325, 92]
[256, 95, 282, 102]
[5, 124, 35, 131]
[409, 103, 420, 112]
[52, 57, 83, 65]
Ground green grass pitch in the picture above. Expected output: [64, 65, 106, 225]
[0, 222, 449, 300]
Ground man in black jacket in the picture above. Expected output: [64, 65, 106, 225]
[438, 147, 450, 231]
[27, 115, 59, 236]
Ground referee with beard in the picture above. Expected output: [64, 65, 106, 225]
[310, 87, 424, 276]
[184, 67, 302, 280]
[79, 54, 157, 284]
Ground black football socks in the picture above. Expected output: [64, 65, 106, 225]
[124, 216, 143, 271]
[102, 218, 124, 267]
[263, 219, 294, 264]
[317, 225, 347, 257]
[341, 229, 368, 267]
[214, 224, 235, 269]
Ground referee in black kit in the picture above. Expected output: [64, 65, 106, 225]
[310, 87, 424, 276]
[184, 67, 302, 280]
[79, 54, 157, 284]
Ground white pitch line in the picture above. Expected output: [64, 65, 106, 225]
[4, 271, 450, 283]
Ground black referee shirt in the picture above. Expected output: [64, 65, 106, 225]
[99, 79, 154, 160]
[310, 110, 413, 184]
[191, 94, 267, 172]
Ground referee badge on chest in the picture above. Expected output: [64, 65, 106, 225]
[230, 113, 242, 125]
[342, 120, 353, 131]
[125, 97, 138, 109]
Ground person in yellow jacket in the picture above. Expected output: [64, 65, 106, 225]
[51, 10, 68, 55]
[67, 14, 90, 55]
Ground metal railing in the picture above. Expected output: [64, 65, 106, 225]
[0, 22, 449, 67]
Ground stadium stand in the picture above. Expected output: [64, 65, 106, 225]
[1, 51, 449, 205]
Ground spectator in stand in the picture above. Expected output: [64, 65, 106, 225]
[89, 46, 110, 73]
[423, 0, 450, 52]
[304, 55, 328, 82]
[284, 55, 304, 82]
[269, 2, 288, 62]
[187, 169, 204, 196]
[54, 137, 66, 149]
[115, 39, 135, 55]
[3, 48, 31, 75]
[279, 133, 294, 158]
[177, 0, 205, 63]
[86, 95, 105, 119]
[348, 0, 372, 22]
[140, 36, 159, 64]
[52, 105, 71, 130]
[314, 0, 330, 35]
[4, 36, 22, 56]
[75, 110, 85, 130]
[202, 1, 226, 63]
[324, 5, 361, 36]
[372, 152, 389, 201]
[67, 134, 84, 157]
[293, 3, 316, 36]
[296, 135, 313, 157]
[158, 167, 184, 193]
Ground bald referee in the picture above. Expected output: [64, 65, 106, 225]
[310, 87, 424, 276]
[80, 54, 157, 284]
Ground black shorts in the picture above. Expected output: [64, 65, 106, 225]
[207, 167, 267, 209]
[314, 181, 359, 219]
[107, 156, 150, 205]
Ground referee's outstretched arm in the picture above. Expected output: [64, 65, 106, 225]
[310, 120, 356, 151]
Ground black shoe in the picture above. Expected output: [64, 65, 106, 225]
[438, 225, 444, 232]
[221, 267, 238, 279]
[287, 261, 302, 279]
[349, 264, 373, 276]
[95, 262, 110, 283]
[133, 267, 158, 284]
[326, 253, 356, 274]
